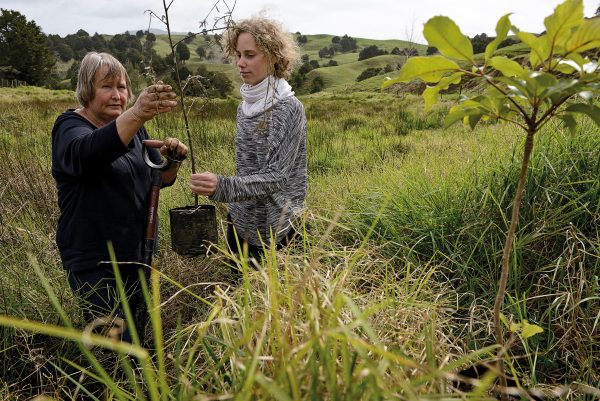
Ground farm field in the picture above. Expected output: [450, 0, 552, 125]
[0, 85, 598, 399]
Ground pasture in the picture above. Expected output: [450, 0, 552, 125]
[0, 87, 598, 399]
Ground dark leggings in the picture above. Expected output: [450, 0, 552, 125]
[67, 265, 149, 344]
[226, 215, 303, 262]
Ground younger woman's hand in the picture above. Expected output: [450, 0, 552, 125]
[190, 172, 218, 196]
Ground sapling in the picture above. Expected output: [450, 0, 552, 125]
[146, 0, 235, 205]
[384, 0, 600, 394]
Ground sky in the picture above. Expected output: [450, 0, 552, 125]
[1, 0, 598, 42]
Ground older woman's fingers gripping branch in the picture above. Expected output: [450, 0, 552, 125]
[130, 81, 178, 122]
[144, 138, 188, 160]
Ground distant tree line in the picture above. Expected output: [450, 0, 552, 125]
[356, 64, 396, 82]
[469, 33, 519, 54]
[0, 8, 528, 95]
[0, 9, 232, 97]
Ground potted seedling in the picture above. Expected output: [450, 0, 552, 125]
[146, 0, 235, 256]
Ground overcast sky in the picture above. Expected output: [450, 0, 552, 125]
[2, 0, 598, 41]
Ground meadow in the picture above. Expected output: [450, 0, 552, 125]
[0, 86, 598, 400]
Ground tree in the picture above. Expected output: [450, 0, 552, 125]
[401, 47, 418, 57]
[176, 42, 190, 63]
[356, 67, 382, 81]
[146, 32, 156, 43]
[358, 45, 386, 61]
[309, 76, 324, 93]
[0, 9, 56, 85]
[498, 37, 518, 49]
[426, 46, 438, 55]
[298, 61, 313, 75]
[64, 30, 97, 59]
[296, 34, 308, 45]
[318, 47, 331, 59]
[66, 59, 80, 89]
[391, 47, 401, 55]
[188, 64, 233, 98]
[195, 46, 206, 59]
[135, 30, 144, 38]
[47, 34, 74, 62]
[109, 32, 142, 67]
[339, 34, 357, 52]
[470, 32, 494, 54]
[384, 0, 600, 394]
[184, 32, 195, 44]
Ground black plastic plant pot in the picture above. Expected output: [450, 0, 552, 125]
[169, 205, 218, 257]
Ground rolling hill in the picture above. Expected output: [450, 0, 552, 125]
[148, 32, 426, 96]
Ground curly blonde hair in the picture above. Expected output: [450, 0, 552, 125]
[223, 17, 300, 80]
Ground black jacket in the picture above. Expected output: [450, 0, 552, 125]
[51, 110, 165, 272]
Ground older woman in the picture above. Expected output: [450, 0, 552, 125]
[51, 52, 187, 342]
[189, 18, 307, 262]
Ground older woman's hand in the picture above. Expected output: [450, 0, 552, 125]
[144, 137, 188, 164]
[130, 81, 178, 122]
[190, 172, 218, 196]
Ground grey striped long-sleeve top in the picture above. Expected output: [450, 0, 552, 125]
[209, 96, 307, 246]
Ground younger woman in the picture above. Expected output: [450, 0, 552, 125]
[189, 18, 307, 260]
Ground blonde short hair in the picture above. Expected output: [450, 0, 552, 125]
[223, 18, 300, 80]
[76, 52, 132, 107]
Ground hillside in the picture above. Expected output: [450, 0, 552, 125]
[147, 33, 425, 96]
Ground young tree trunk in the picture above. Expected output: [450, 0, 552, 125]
[162, 0, 198, 206]
[493, 129, 535, 398]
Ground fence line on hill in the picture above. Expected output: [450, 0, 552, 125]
[0, 79, 28, 88]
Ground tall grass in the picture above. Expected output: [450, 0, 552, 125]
[0, 90, 598, 399]
[350, 118, 600, 385]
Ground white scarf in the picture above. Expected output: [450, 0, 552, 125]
[240, 76, 294, 117]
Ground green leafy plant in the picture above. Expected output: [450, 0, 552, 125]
[384, 0, 600, 393]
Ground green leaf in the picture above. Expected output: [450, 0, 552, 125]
[565, 103, 600, 126]
[517, 32, 549, 68]
[423, 16, 474, 62]
[545, 78, 581, 102]
[558, 114, 577, 135]
[383, 56, 460, 88]
[521, 320, 544, 339]
[485, 14, 513, 61]
[490, 56, 526, 77]
[496, 76, 530, 98]
[444, 106, 469, 128]
[565, 18, 600, 55]
[468, 112, 484, 129]
[444, 99, 489, 128]
[520, 71, 558, 99]
[556, 59, 582, 74]
[545, 0, 583, 50]
[499, 313, 509, 328]
[422, 72, 463, 110]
